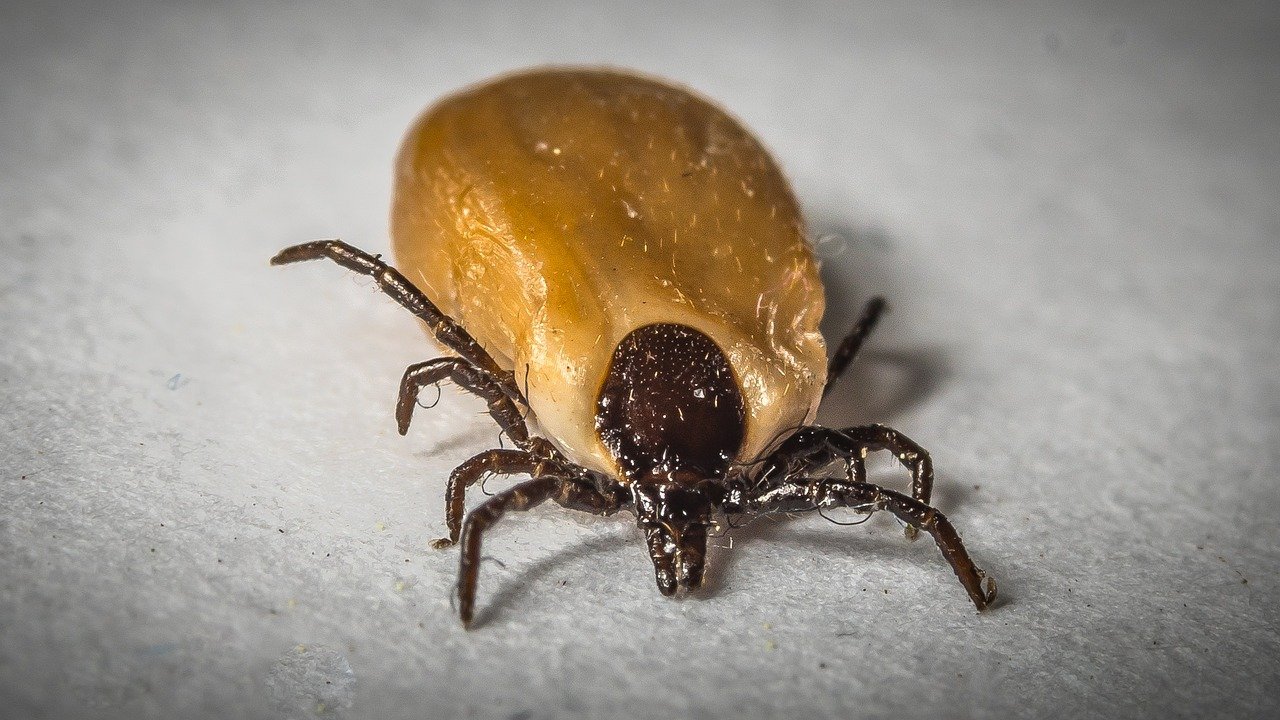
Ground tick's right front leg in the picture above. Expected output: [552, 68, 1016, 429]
[433, 447, 560, 548]
[455, 475, 625, 628]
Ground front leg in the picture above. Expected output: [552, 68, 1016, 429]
[839, 424, 934, 515]
[432, 444, 566, 548]
[752, 478, 996, 611]
[456, 475, 626, 628]
[434, 449, 539, 550]
[757, 424, 934, 539]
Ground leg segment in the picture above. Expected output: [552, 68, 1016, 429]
[759, 424, 933, 509]
[432, 448, 558, 549]
[825, 296, 886, 394]
[751, 478, 996, 611]
[839, 424, 934, 515]
[397, 358, 529, 446]
[457, 476, 559, 628]
[455, 476, 626, 628]
[271, 240, 514, 387]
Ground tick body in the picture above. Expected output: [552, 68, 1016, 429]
[273, 68, 996, 627]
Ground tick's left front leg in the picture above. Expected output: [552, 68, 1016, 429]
[757, 424, 934, 539]
[750, 478, 996, 611]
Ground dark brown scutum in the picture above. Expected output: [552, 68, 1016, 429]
[595, 323, 746, 482]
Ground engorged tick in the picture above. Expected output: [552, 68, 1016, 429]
[272, 67, 997, 628]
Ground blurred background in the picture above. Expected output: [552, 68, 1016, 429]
[2, 1, 1277, 718]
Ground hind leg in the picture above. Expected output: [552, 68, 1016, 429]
[824, 296, 887, 395]
[271, 240, 518, 395]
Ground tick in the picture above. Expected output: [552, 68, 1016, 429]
[272, 68, 996, 627]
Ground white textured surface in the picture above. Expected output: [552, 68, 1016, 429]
[2, 1, 1278, 718]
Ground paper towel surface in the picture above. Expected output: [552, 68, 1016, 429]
[2, 1, 1277, 717]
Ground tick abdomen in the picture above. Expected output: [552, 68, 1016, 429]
[391, 68, 826, 477]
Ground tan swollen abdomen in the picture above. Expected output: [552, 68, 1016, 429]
[391, 68, 826, 476]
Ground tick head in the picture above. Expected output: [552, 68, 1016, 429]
[594, 323, 746, 483]
[631, 481, 712, 595]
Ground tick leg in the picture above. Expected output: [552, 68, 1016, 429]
[397, 357, 529, 446]
[457, 476, 559, 628]
[839, 424, 933, 516]
[271, 240, 518, 394]
[456, 476, 625, 628]
[433, 448, 559, 549]
[751, 479, 996, 611]
[824, 296, 886, 395]
[758, 424, 933, 540]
